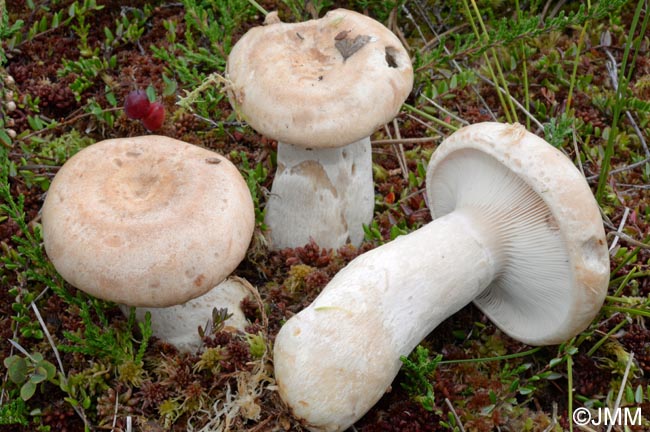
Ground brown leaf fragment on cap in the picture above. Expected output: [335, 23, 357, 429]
[334, 30, 351, 40]
[335, 34, 371, 61]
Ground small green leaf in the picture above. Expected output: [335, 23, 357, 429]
[162, 74, 178, 97]
[519, 386, 534, 395]
[146, 85, 157, 102]
[20, 381, 37, 401]
[481, 403, 496, 415]
[635, 385, 643, 404]
[542, 371, 563, 380]
[41, 361, 57, 380]
[64, 397, 79, 407]
[30, 368, 48, 384]
[5, 355, 28, 384]
[625, 385, 635, 404]
[0, 129, 12, 147]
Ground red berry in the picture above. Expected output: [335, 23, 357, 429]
[124, 90, 151, 120]
[141, 102, 165, 131]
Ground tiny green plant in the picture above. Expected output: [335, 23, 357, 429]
[3, 350, 58, 401]
[60, 303, 152, 367]
[400, 345, 443, 411]
[0, 397, 29, 426]
[0, 0, 23, 65]
[151, 0, 257, 118]
[198, 307, 234, 338]
[233, 151, 269, 228]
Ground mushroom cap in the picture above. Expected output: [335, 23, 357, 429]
[42, 136, 254, 308]
[426, 122, 609, 345]
[226, 8, 413, 148]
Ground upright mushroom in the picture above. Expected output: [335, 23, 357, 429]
[41, 136, 255, 350]
[226, 9, 413, 250]
[273, 122, 610, 431]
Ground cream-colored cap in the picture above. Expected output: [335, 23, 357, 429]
[42, 136, 254, 307]
[226, 9, 413, 148]
[426, 122, 610, 345]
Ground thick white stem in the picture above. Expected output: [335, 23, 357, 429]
[120, 277, 251, 352]
[274, 209, 498, 431]
[264, 138, 374, 250]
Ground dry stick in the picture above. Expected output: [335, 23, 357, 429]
[406, 113, 446, 136]
[410, 0, 438, 36]
[31, 301, 90, 428]
[606, 230, 650, 250]
[606, 352, 635, 432]
[475, 72, 545, 130]
[445, 398, 466, 432]
[572, 128, 586, 178]
[586, 157, 650, 182]
[111, 389, 120, 431]
[625, 111, 650, 158]
[392, 119, 410, 182]
[381, 124, 407, 182]
[421, 95, 470, 126]
[371, 136, 439, 146]
[412, 3, 497, 122]
[609, 207, 630, 252]
[603, 48, 650, 158]
[19, 107, 122, 141]
[388, 7, 411, 52]
[618, 183, 650, 190]
[400, 4, 428, 45]
[542, 402, 559, 432]
[418, 24, 468, 53]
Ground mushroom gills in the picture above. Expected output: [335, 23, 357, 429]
[428, 149, 573, 342]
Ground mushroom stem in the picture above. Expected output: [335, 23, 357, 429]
[274, 209, 496, 431]
[121, 277, 252, 352]
[265, 137, 374, 250]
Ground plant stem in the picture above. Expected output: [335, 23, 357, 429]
[602, 306, 650, 318]
[515, 0, 530, 129]
[568, 354, 574, 432]
[462, 0, 513, 123]
[566, 0, 590, 113]
[439, 346, 542, 365]
[586, 318, 628, 356]
[596, 0, 647, 201]
[403, 104, 459, 131]
[246, 0, 268, 16]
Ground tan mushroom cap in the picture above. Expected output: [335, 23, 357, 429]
[226, 8, 413, 148]
[42, 136, 254, 308]
[426, 122, 610, 345]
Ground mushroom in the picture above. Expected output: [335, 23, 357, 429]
[226, 9, 413, 250]
[273, 122, 610, 431]
[41, 136, 255, 349]
[123, 276, 254, 352]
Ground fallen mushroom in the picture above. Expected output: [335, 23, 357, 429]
[226, 9, 413, 250]
[41, 136, 255, 349]
[273, 122, 610, 431]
